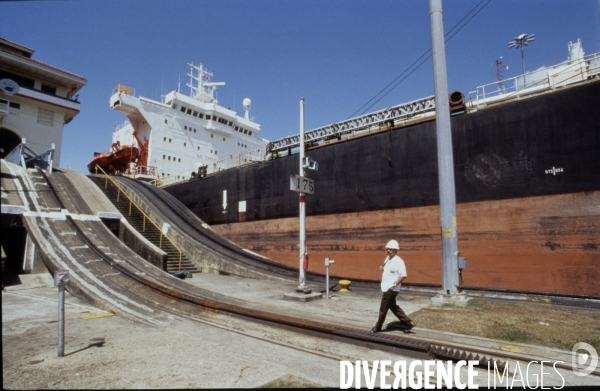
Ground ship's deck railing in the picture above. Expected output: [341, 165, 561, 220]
[217, 148, 267, 170]
[468, 51, 600, 109]
[115, 120, 131, 132]
[93, 164, 186, 271]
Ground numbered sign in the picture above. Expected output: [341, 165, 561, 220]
[290, 175, 314, 195]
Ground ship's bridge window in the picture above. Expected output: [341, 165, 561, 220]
[184, 142, 187, 147]
[164, 137, 167, 141]
[186, 108, 192, 115]
[211, 134, 213, 138]
[248, 131, 252, 136]
[163, 155, 166, 159]
[228, 121, 233, 126]
[180, 106, 186, 113]
[193, 111, 198, 117]
[184, 126, 187, 130]
[194, 129, 197, 133]
[165, 119, 168, 124]
[223, 138, 225, 142]
[178, 158, 181, 162]
[243, 129, 248, 134]
[168, 156, 171, 161]
[199, 113, 204, 119]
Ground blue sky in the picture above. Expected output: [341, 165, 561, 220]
[2, 0, 599, 173]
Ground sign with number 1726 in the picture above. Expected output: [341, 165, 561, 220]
[290, 175, 314, 194]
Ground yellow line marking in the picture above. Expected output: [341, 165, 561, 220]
[80, 312, 114, 320]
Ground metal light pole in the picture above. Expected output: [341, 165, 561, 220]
[298, 97, 307, 291]
[429, 0, 461, 298]
[508, 33, 535, 85]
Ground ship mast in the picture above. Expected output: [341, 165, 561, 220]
[186, 62, 225, 103]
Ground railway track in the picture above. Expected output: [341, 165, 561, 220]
[23, 167, 596, 379]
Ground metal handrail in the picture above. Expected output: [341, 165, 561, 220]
[468, 51, 600, 107]
[94, 165, 185, 271]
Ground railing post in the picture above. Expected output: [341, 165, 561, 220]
[143, 215, 146, 232]
[178, 251, 182, 271]
[159, 233, 163, 249]
[117, 189, 120, 202]
[129, 200, 132, 216]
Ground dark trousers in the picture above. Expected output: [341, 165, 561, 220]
[375, 290, 412, 330]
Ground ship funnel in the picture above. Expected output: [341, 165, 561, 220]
[243, 98, 251, 120]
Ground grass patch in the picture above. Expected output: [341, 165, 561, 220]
[410, 299, 600, 352]
[258, 374, 322, 388]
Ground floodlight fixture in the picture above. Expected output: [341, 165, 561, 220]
[508, 33, 535, 84]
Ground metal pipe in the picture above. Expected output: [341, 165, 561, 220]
[429, 0, 460, 294]
[298, 97, 306, 290]
[58, 284, 65, 357]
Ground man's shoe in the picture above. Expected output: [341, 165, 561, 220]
[403, 321, 416, 333]
[370, 327, 381, 334]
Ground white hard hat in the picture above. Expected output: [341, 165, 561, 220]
[386, 240, 400, 250]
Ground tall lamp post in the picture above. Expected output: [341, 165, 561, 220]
[508, 33, 535, 85]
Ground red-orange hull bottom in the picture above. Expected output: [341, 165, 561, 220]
[211, 191, 600, 296]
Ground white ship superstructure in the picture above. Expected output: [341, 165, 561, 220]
[108, 63, 268, 184]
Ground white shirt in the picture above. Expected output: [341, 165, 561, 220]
[380, 255, 407, 292]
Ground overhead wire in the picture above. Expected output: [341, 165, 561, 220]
[348, 0, 493, 118]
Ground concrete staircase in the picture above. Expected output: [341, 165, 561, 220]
[89, 176, 200, 274]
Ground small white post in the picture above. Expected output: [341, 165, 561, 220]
[325, 257, 335, 299]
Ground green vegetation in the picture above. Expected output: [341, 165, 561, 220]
[410, 299, 600, 352]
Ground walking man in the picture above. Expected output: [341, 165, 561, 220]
[370, 240, 415, 334]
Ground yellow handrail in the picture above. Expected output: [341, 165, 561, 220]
[94, 165, 185, 271]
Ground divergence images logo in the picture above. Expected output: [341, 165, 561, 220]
[572, 342, 598, 376]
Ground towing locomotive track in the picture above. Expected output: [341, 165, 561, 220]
[18, 166, 595, 376]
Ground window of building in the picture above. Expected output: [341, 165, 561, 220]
[37, 108, 54, 126]
[9, 102, 20, 109]
[41, 84, 57, 94]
